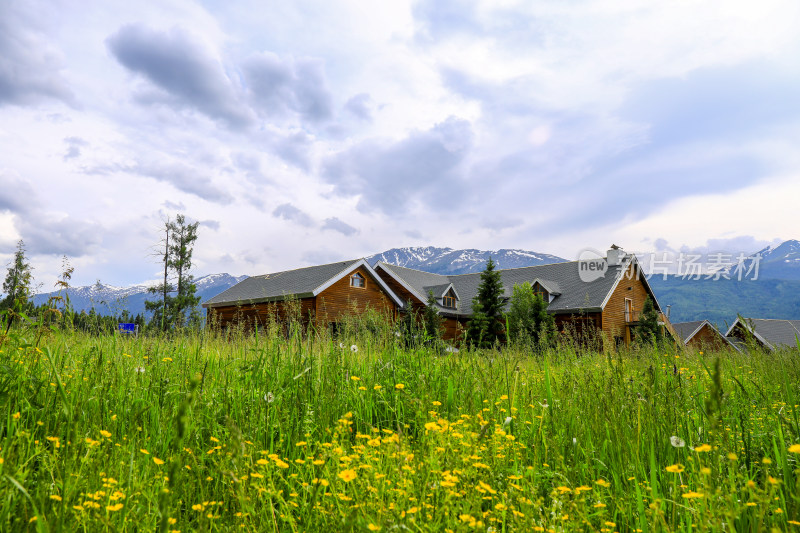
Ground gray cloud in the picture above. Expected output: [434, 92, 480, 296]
[231, 152, 269, 183]
[162, 200, 186, 211]
[272, 203, 313, 227]
[199, 219, 221, 231]
[323, 116, 473, 214]
[483, 216, 523, 231]
[301, 250, 346, 265]
[243, 52, 333, 123]
[63, 136, 88, 160]
[15, 214, 103, 257]
[404, 229, 423, 239]
[106, 24, 253, 129]
[322, 217, 358, 236]
[0, 2, 73, 107]
[0, 171, 37, 215]
[273, 131, 313, 171]
[343, 93, 372, 121]
[127, 161, 235, 204]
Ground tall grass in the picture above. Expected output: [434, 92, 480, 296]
[0, 320, 798, 531]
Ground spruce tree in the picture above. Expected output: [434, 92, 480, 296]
[423, 290, 443, 341]
[466, 258, 505, 347]
[169, 215, 201, 328]
[638, 296, 660, 345]
[1, 240, 33, 315]
[144, 214, 201, 330]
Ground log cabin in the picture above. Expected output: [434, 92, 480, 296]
[373, 247, 669, 346]
[202, 259, 404, 331]
[725, 318, 800, 352]
[672, 320, 737, 352]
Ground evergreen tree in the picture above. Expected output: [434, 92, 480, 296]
[638, 296, 660, 345]
[466, 258, 505, 347]
[169, 214, 201, 328]
[465, 300, 490, 348]
[1, 240, 33, 318]
[507, 282, 555, 347]
[144, 214, 201, 330]
[423, 290, 443, 341]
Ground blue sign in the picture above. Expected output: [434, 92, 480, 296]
[118, 323, 136, 334]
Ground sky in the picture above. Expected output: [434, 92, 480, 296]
[1, 0, 799, 290]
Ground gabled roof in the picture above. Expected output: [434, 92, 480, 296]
[203, 259, 404, 308]
[672, 320, 735, 348]
[672, 320, 708, 344]
[375, 255, 660, 317]
[725, 318, 800, 351]
[529, 278, 561, 296]
[422, 283, 460, 300]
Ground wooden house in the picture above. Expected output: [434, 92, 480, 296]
[672, 320, 737, 352]
[202, 259, 404, 331]
[373, 247, 670, 346]
[725, 318, 800, 351]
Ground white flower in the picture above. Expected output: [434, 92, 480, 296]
[670, 436, 686, 448]
[264, 392, 275, 403]
[134, 366, 145, 373]
[445, 345, 459, 353]
[339, 342, 345, 349]
[350, 345, 358, 353]
[503, 416, 513, 427]
[572, 437, 577, 445]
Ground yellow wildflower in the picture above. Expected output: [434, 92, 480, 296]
[694, 444, 712, 452]
[682, 491, 704, 499]
[788, 444, 800, 453]
[106, 503, 124, 511]
[153, 457, 165, 465]
[338, 469, 357, 482]
[395, 383, 405, 390]
[666, 464, 684, 473]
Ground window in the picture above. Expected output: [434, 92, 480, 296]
[624, 298, 633, 322]
[350, 272, 365, 288]
[442, 295, 456, 308]
[533, 283, 548, 302]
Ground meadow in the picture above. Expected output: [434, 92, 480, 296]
[0, 316, 798, 532]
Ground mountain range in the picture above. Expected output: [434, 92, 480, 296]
[30, 241, 800, 325]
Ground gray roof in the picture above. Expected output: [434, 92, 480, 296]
[728, 318, 800, 350]
[672, 320, 709, 343]
[203, 259, 362, 307]
[423, 283, 455, 298]
[376, 256, 655, 317]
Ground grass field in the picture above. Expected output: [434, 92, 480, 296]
[0, 319, 799, 532]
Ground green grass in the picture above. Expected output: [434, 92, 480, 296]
[0, 320, 798, 532]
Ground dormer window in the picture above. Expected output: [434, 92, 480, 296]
[442, 295, 456, 308]
[533, 283, 549, 302]
[350, 272, 365, 288]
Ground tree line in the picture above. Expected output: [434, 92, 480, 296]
[0, 214, 202, 334]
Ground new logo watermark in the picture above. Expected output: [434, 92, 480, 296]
[577, 248, 608, 282]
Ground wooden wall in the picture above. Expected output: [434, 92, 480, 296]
[208, 266, 398, 332]
[207, 298, 316, 331]
[686, 323, 731, 352]
[314, 266, 397, 325]
[601, 262, 651, 343]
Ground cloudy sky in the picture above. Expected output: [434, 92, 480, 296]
[1, 0, 799, 289]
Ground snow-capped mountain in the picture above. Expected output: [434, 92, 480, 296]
[366, 246, 566, 275]
[33, 273, 249, 317]
[753, 239, 800, 280]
